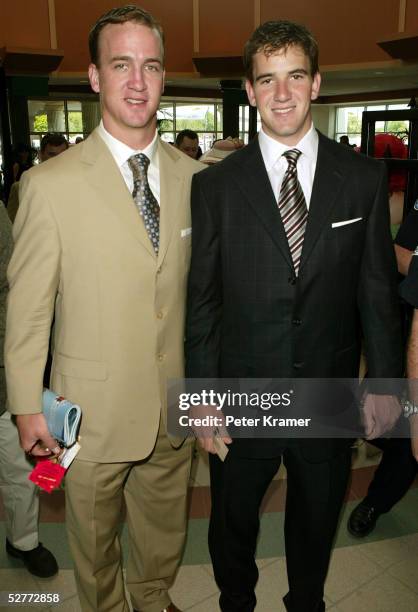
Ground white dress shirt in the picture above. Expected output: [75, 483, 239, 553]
[258, 124, 318, 209]
[98, 120, 160, 203]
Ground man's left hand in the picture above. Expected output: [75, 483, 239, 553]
[362, 393, 402, 440]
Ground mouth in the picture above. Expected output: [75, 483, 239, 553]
[125, 98, 147, 105]
[272, 107, 295, 115]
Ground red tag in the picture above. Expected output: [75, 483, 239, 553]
[28, 458, 67, 493]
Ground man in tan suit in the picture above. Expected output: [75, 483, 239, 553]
[5, 6, 201, 612]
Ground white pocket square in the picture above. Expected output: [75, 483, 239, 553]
[181, 227, 192, 238]
[331, 217, 362, 228]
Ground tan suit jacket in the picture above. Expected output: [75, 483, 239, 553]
[5, 129, 202, 462]
[7, 182, 20, 223]
[0, 202, 13, 413]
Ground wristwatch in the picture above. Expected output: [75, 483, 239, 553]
[403, 400, 418, 418]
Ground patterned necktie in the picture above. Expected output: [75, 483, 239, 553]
[128, 153, 160, 254]
[277, 149, 308, 275]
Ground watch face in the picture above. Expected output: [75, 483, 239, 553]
[404, 400, 418, 418]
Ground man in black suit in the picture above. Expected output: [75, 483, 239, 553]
[185, 20, 403, 612]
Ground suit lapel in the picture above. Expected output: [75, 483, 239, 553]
[81, 128, 155, 258]
[299, 132, 345, 272]
[157, 139, 184, 266]
[231, 139, 294, 269]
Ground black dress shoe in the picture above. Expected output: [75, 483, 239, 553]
[6, 539, 58, 577]
[347, 501, 380, 537]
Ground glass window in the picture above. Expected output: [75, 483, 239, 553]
[155, 100, 225, 153]
[175, 103, 215, 132]
[216, 104, 223, 133]
[28, 99, 101, 147]
[157, 103, 174, 133]
[239, 105, 249, 139]
[81, 100, 101, 133]
[367, 105, 385, 112]
[28, 100, 50, 134]
[335, 101, 409, 145]
[387, 119, 409, 138]
[160, 132, 175, 144]
[27, 97, 253, 155]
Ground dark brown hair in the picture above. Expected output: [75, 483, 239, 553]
[40, 133, 69, 153]
[89, 5, 165, 67]
[175, 129, 199, 146]
[243, 20, 319, 82]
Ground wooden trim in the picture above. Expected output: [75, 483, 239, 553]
[399, 0, 407, 33]
[193, 0, 199, 54]
[254, 0, 261, 28]
[48, 0, 57, 49]
[318, 88, 414, 104]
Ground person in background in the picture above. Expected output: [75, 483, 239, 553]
[199, 136, 244, 165]
[347, 181, 417, 539]
[39, 133, 69, 161]
[175, 129, 200, 159]
[399, 253, 418, 462]
[12, 143, 35, 182]
[7, 134, 69, 223]
[339, 135, 354, 147]
[0, 201, 58, 578]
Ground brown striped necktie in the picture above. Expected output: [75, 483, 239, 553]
[278, 149, 308, 275]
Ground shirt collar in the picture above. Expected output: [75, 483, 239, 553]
[258, 123, 318, 172]
[98, 120, 159, 168]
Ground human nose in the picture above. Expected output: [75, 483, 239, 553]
[273, 79, 291, 101]
[128, 66, 146, 91]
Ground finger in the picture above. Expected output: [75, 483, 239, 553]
[365, 425, 381, 440]
[43, 431, 60, 453]
[31, 434, 60, 457]
[221, 436, 233, 445]
[199, 437, 217, 454]
[216, 425, 232, 444]
[29, 443, 53, 457]
[206, 442, 218, 454]
[362, 409, 374, 438]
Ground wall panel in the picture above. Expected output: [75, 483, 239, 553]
[260, 0, 400, 65]
[55, 0, 194, 73]
[0, 0, 51, 49]
[405, 0, 418, 34]
[199, 0, 254, 55]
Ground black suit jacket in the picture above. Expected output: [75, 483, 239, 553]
[185, 132, 403, 460]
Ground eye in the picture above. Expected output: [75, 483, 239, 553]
[114, 63, 128, 71]
[145, 63, 161, 72]
[291, 73, 304, 80]
[260, 77, 272, 85]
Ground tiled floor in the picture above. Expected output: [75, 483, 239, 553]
[1, 444, 418, 611]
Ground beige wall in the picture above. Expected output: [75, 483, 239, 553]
[311, 105, 336, 138]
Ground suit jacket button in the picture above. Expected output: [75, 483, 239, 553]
[293, 362, 303, 369]
[292, 318, 301, 326]
[157, 353, 164, 362]
[288, 276, 296, 285]
[157, 311, 163, 319]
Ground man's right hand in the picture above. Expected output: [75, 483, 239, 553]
[189, 404, 232, 454]
[15, 413, 61, 457]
